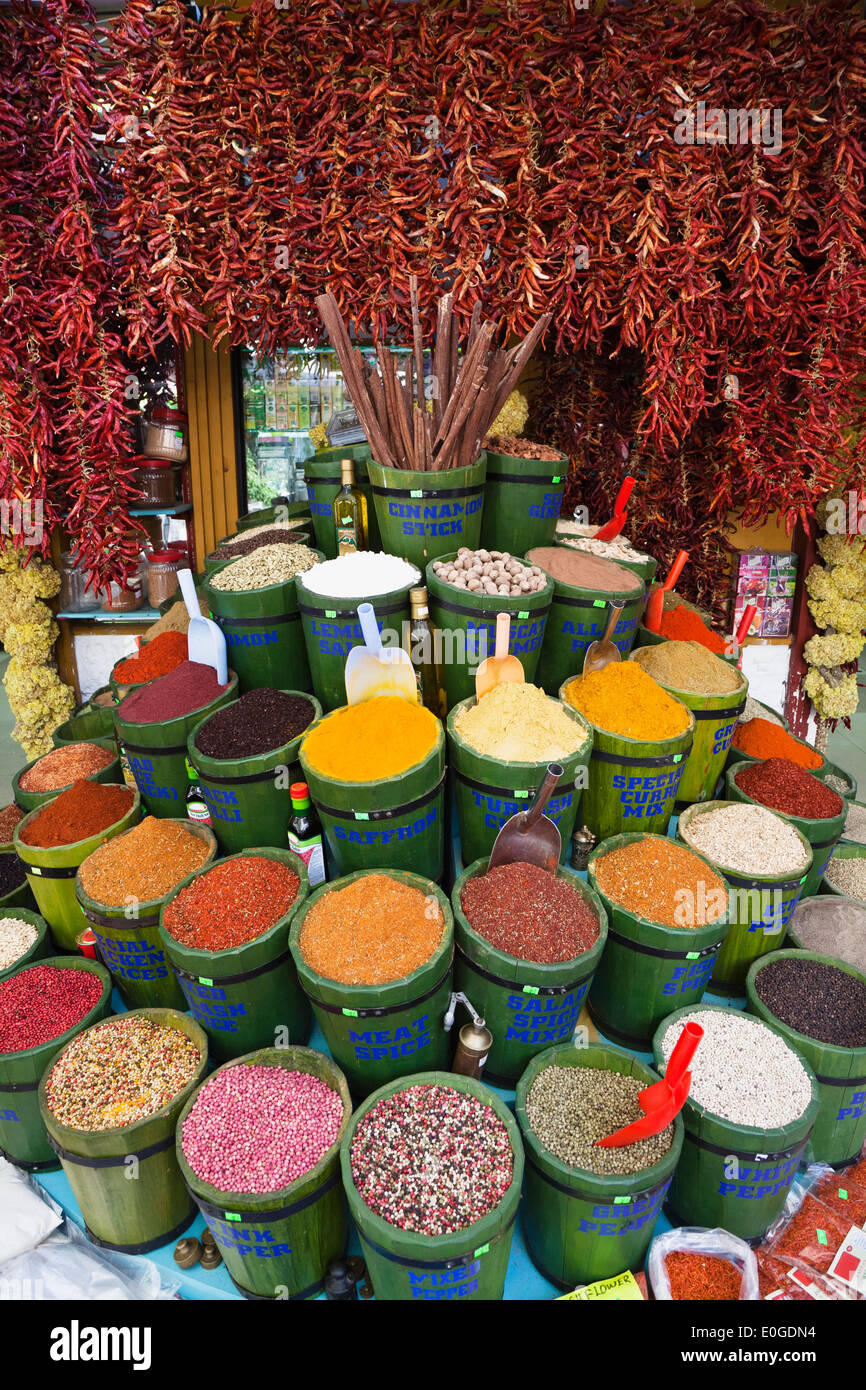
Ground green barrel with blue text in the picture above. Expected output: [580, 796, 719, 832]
[204, 558, 322, 695]
[297, 574, 416, 713]
[304, 446, 380, 558]
[529, 547, 645, 695]
[368, 455, 487, 570]
[726, 763, 846, 899]
[479, 450, 567, 554]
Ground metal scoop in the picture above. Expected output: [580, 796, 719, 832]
[487, 763, 563, 873]
[595, 1020, 703, 1149]
[178, 568, 227, 684]
[582, 602, 624, 675]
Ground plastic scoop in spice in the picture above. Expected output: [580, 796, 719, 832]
[344, 601, 418, 705]
[596, 1020, 703, 1148]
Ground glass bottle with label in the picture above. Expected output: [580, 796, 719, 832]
[288, 782, 326, 885]
[333, 458, 368, 555]
[408, 586, 445, 717]
[185, 757, 212, 826]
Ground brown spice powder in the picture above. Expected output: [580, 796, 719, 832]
[299, 874, 444, 985]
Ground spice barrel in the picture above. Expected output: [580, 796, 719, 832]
[586, 834, 731, 1048]
[447, 697, 592, 866]
[51, 691, 115, 746]
[177, 1047, 351, 1299]
[0, 907, 49, 984]
[304, 446, 380, 558]
[560, 681, 694, 840]
[677, 801, 812, 994]
[38, 1009, 208, 1252]
[299, 709, 446, 880]
[515, 1043, 684, 1288]
[188, 691, 322, 853]
[726, 764, 846, 899]
[819, 842, 866, 899]
[427, 557, 554, 709]
[0, 957, 111, 1170]
[115, 672, 238, 819]
[340, 1070, 523, 1301]
[367, 455, 487, 569]
[652, 1004, 820, 1242]
[12, 737, 122, 813]
[0, 847, 34, 913]
[159, 849, 311, 1062]
[204, 559, 319, 696]
[819, 759, 857, 802]
[746, 950, 866, 1167]
[75, 820, 218, 1010]
[725, 725, 826, 780]
[290, 870, 454, 1097]
[645, 671, 747, 806]
[13, 792, 141, 952]
[531, 554, 645, 695]
[235, 501, 311, 532]
[479, 449, 567, 554]
[298, 580, 415, 713]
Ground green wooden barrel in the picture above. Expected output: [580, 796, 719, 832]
[299, 710, 446, 879]
[0, 907, 50, 984]
[726, 764, 847, 899]
[515, 1042, 684, 1288]
[427, 555, 554, 709]
[367, 455, 488, 569]
[115, 672, 239, 819]
[652, 1003, 820, 1241]
[39, 1008, 208, 1252]
[840, 800, 866, 845]
[236, 501, 311, 531]
[560, 683, 694, 840]
[108, 651, 160, 705]
[13, 792, 142, 952]
[530, 551, 645, 695]
[177, 1047, 352, 1299]
[187, 691, 321, 854]
[290, 870, 454, 1097]
[451, 858, 607, 1087]
[446, 697, 592, 866]
[0, 847, 35, 913]
[725, 725, 826, 780]
[205, 524, 314, 574]
[0, 957, 112, 1170]
[304, 445, 379, 558]
[13, 737, 122, 813]
[818, 759, 857, 802]
[297, 574, 417, 713]
[746, 950, 866, 1167]
[204, 557, 322, 695]
[586, 833, 732, 1047]
[74, 820, 218, 1010]
[678, 800, 812, 994]
[627, 654, 748, 805]
[821, 842, 866, 901]
[159, 849, 311, 1061]
[51, 690, 116, 746]
[479, 450, 567, 554]
[340, 1070, 523, 1301]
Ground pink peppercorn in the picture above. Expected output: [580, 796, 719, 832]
[0, 965, 104, 1052]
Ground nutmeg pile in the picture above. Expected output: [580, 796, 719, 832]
[431, 548, 548, 596]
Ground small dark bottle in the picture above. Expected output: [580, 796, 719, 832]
[185, 757, 212, 826]
[288, 781, 326, 885]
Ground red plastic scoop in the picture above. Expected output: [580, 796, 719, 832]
[595, 1021, 703, 1149]
[733, 603, 758, 649]
[644, 549, 689, 634]
[594, 475, 636, 542]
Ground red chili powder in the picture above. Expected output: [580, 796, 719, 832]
[735, 757, 843, 820]
[18, 781, 135, 848]
[659, 605, 727, 653]
[113, 631, 188, 683]
[119, 661, 230, 724]
[664, 1250, 741, 1300]
[162, 856, 299, 951]
[460, 862, 598, 963]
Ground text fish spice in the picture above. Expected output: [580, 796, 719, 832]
[526, 1066, 674, 1175]
[350, 1084, 513, 1235]
[754, 958, 866, 1048]
[45, 1016, 200, 1130]
[195, 689, 315, 760]
[0, 965, 103, 1052]
[592, 838, 727, 929]
[460, 863, 598, 963]
[664, 1251, 741, 1301]
[163, 856, 300, 951]
[18, 782, 135, 849]
[182, 1065, 344, 1193]
[119, 661, 231, 724]
[0, 916, 38, 971]
[735, 758, 843, 821]
[299, 874, 443, 985]
[78, 818, 211, 907]
[19, 742, 114, 793]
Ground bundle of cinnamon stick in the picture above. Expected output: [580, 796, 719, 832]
[316, 281, 551, 472]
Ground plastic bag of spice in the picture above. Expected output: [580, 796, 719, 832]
[755, 1249, 855, 1301]
[647, 1227, 759, 1301]
[765, 1184, 855, 1280]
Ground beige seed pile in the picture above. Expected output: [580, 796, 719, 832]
[562, 535, 650, 564]
[843, 802, 866, 845]
[825, 772, 853, 797]
[660, 1010, 812, 1127]
[526, 1065, 674, 1175]
[0, 916, 38, 971]
[739, 696, 783, 727]
[210, 543, 318, 591]
[681, 804, 809, 877]
[825, 854, 866, 902]
[431, 548, 547, 596]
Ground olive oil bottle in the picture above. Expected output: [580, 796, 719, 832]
[333, 458, 368, 555]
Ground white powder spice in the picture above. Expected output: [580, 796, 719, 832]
[299, 551, 420, 599]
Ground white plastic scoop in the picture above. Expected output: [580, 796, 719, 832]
[178, 568, 227, 685]
[344, 602, 419, 705]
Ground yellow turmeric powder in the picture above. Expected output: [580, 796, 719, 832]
[301, 697, 439, 781]
[563, 662, 690, 741]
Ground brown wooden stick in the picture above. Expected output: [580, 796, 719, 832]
[377, 345, 413, 469]
[435, 365, 488, 471]
[432, 321, 493, 452]
[410, 275, 426, 410]
[460, 380, 495, 470]
[316, 294, 398, 468]
[486, 312, 552, 424]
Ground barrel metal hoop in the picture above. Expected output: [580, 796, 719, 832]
[604, 926, 724, 962]
[550, 593, 641, 611]
[85, 907, 160, 930]
[485, 470, 564, 485]
[194, 765, 283, 787]
[430, 595, 549, 622]
[188, 1167, 342, 1225]
[304, 475, 341, 487]
[691, 704, 745, 722]
[524, 1150, 672, 1206]
[297, 596, 408, 619]
[687, 1132, 810, 1164]
[360, 1208, 516, 1271]
[452, 767, 573, 799]
[230, 1271, 324, 1301]
[212, 611, 300, 628]
[314, 771, 445, 822]
[173, 948, 292, 989]
[21, 862, 79, 880]
[370, 482, 480, 500]
[47, 1132, 175, 1168]
[0, 1144, 58, 1173]
[83, 1209, 195, 1256]
[0, 1077, 42, 1093]
[721, 869, 805, 894]
[454, 942, 593, 998]
[591, 747, 691, 769]
[304, 962, 453, 1020]
[120, 739, 188, 756]
[811, 1071, 866, 1088]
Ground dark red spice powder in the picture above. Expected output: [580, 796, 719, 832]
[664, 1250, 741, 1300]
[195, 689, 315, 759]
[0, 804, 24, 843]
[114, 631, 188, 683]
[0, 964, 104, 1051]
[769, 1193, 850, 1274]
[736, 758, 844, 821]
[18, 782, 135, 848]
[119, 661, 230, 724]
[163, 856, 300, 951]
[460, 862, 598, 963]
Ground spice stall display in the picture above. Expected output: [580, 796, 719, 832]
[39, 1010, 207, 1252]
[290, 871, 453, 1097]
[341, 1076, 522, 1301]
[447, 685, 591, 865]
[177, 1048, 351, 1300]
[515, 1043, 684, 1289]
[159, 850, 308, 1061]
[75, 818, 217, 1011]
[727, 760, 847, 898]
[678, 801, 812, 993]
[586, 836, 730, 1047]
[204, 547, 321, 695]
[451, 860, 607, 1086]
[13, 740, 119, 814]
[528, 547, 646, 693]
[0, 909, 48, 983]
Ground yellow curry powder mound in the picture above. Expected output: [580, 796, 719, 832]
[301, 696, 439, 781]
[564, 661, 690, 741]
